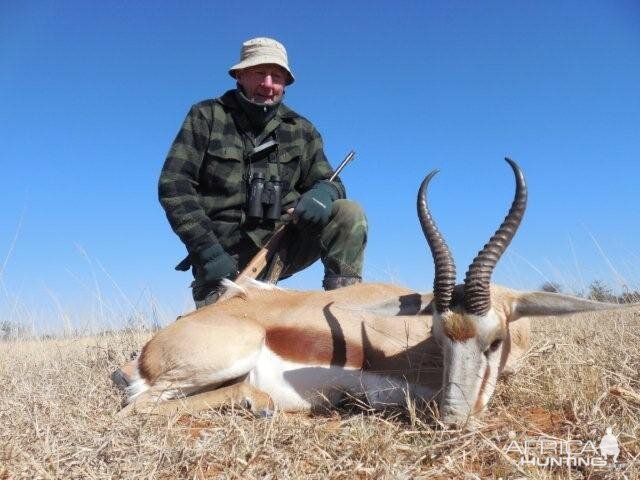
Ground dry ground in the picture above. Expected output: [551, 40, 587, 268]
[1, 308, 639, 479]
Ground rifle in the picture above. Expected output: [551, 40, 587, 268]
[237, 150, 356, 284]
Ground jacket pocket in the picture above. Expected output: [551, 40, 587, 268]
[202, 146, 245, 195]
[277, 144, 302, 192]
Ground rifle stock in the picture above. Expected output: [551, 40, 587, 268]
[236, 224, 286, 281]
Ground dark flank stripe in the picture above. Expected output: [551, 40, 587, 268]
[323, 304, 346, 366]
[137, 343, 154, 385]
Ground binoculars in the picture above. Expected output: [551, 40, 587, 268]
[247, 172, 283, 220]
[246, 139, 283, 221]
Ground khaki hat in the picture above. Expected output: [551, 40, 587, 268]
[229, 37, 295, 85]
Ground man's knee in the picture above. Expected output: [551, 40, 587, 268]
[331, 199, 367, 228]
[322, 199, 368, 255]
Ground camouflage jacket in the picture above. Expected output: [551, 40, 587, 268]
[158, 89, 346, 257]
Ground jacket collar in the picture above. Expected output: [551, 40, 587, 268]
[219, 89, 296, 120]
[219, 89, 296, 146]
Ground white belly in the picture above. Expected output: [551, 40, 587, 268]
[248, 346, 434, 411]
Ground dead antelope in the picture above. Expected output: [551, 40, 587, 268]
[117, 159, 628, 425]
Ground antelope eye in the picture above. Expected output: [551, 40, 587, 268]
[485, 338, 503, 355]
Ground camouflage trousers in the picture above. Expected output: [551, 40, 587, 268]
[193, 199, 367, 308]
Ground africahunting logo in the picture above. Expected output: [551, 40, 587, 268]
[503, 426, 621, 469]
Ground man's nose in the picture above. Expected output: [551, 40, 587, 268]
[262, 74, 273, 87]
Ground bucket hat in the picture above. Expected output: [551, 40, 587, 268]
[229, 37, 295, 85]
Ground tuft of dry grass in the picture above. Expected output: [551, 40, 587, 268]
[1, 309, 639, 479]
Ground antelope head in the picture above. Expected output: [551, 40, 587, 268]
[419, 158, 619, 425]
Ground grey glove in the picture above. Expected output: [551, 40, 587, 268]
[293, 181, 340, 230]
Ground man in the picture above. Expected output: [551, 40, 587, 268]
[159, 37, 367, 308]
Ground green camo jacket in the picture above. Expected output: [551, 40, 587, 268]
[158, 89, 346, 257]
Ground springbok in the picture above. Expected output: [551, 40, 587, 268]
[118, 159, 628, 425]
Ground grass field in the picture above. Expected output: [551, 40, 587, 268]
[1, 307, 639, 479]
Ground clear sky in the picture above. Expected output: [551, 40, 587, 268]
[2, 1, 639, 331]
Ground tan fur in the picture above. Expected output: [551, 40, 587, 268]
[118, 381, 274, 417]
[441, 311, 477, 341]
[118, 281, 626, 419]
[138, 310, 267, 385]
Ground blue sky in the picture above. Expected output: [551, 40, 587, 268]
[1, 1, 639, 329]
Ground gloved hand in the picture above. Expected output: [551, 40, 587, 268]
[293, 181, 340, 230]
[193, 244, 238, 285]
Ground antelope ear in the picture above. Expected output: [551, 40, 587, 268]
[507, 291, 624, 322]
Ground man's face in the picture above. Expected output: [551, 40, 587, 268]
[236, 64, 286, 104]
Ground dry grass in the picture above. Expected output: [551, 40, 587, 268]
[1, 309, 639, 479]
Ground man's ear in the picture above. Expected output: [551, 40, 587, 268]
[506, 291, 628, 322]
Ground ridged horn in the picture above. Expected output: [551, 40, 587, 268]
[463, 158, 527, 315]
[418, 170, 456, 313]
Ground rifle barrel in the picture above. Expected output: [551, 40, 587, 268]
[329, 150, 356, 182]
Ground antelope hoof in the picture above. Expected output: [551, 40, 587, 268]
[239, 392, 275, 418]
[256, 407, 275, 419]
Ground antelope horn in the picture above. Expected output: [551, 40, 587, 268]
[463, 158, 527, 315]
[418, 170, 456, 313]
